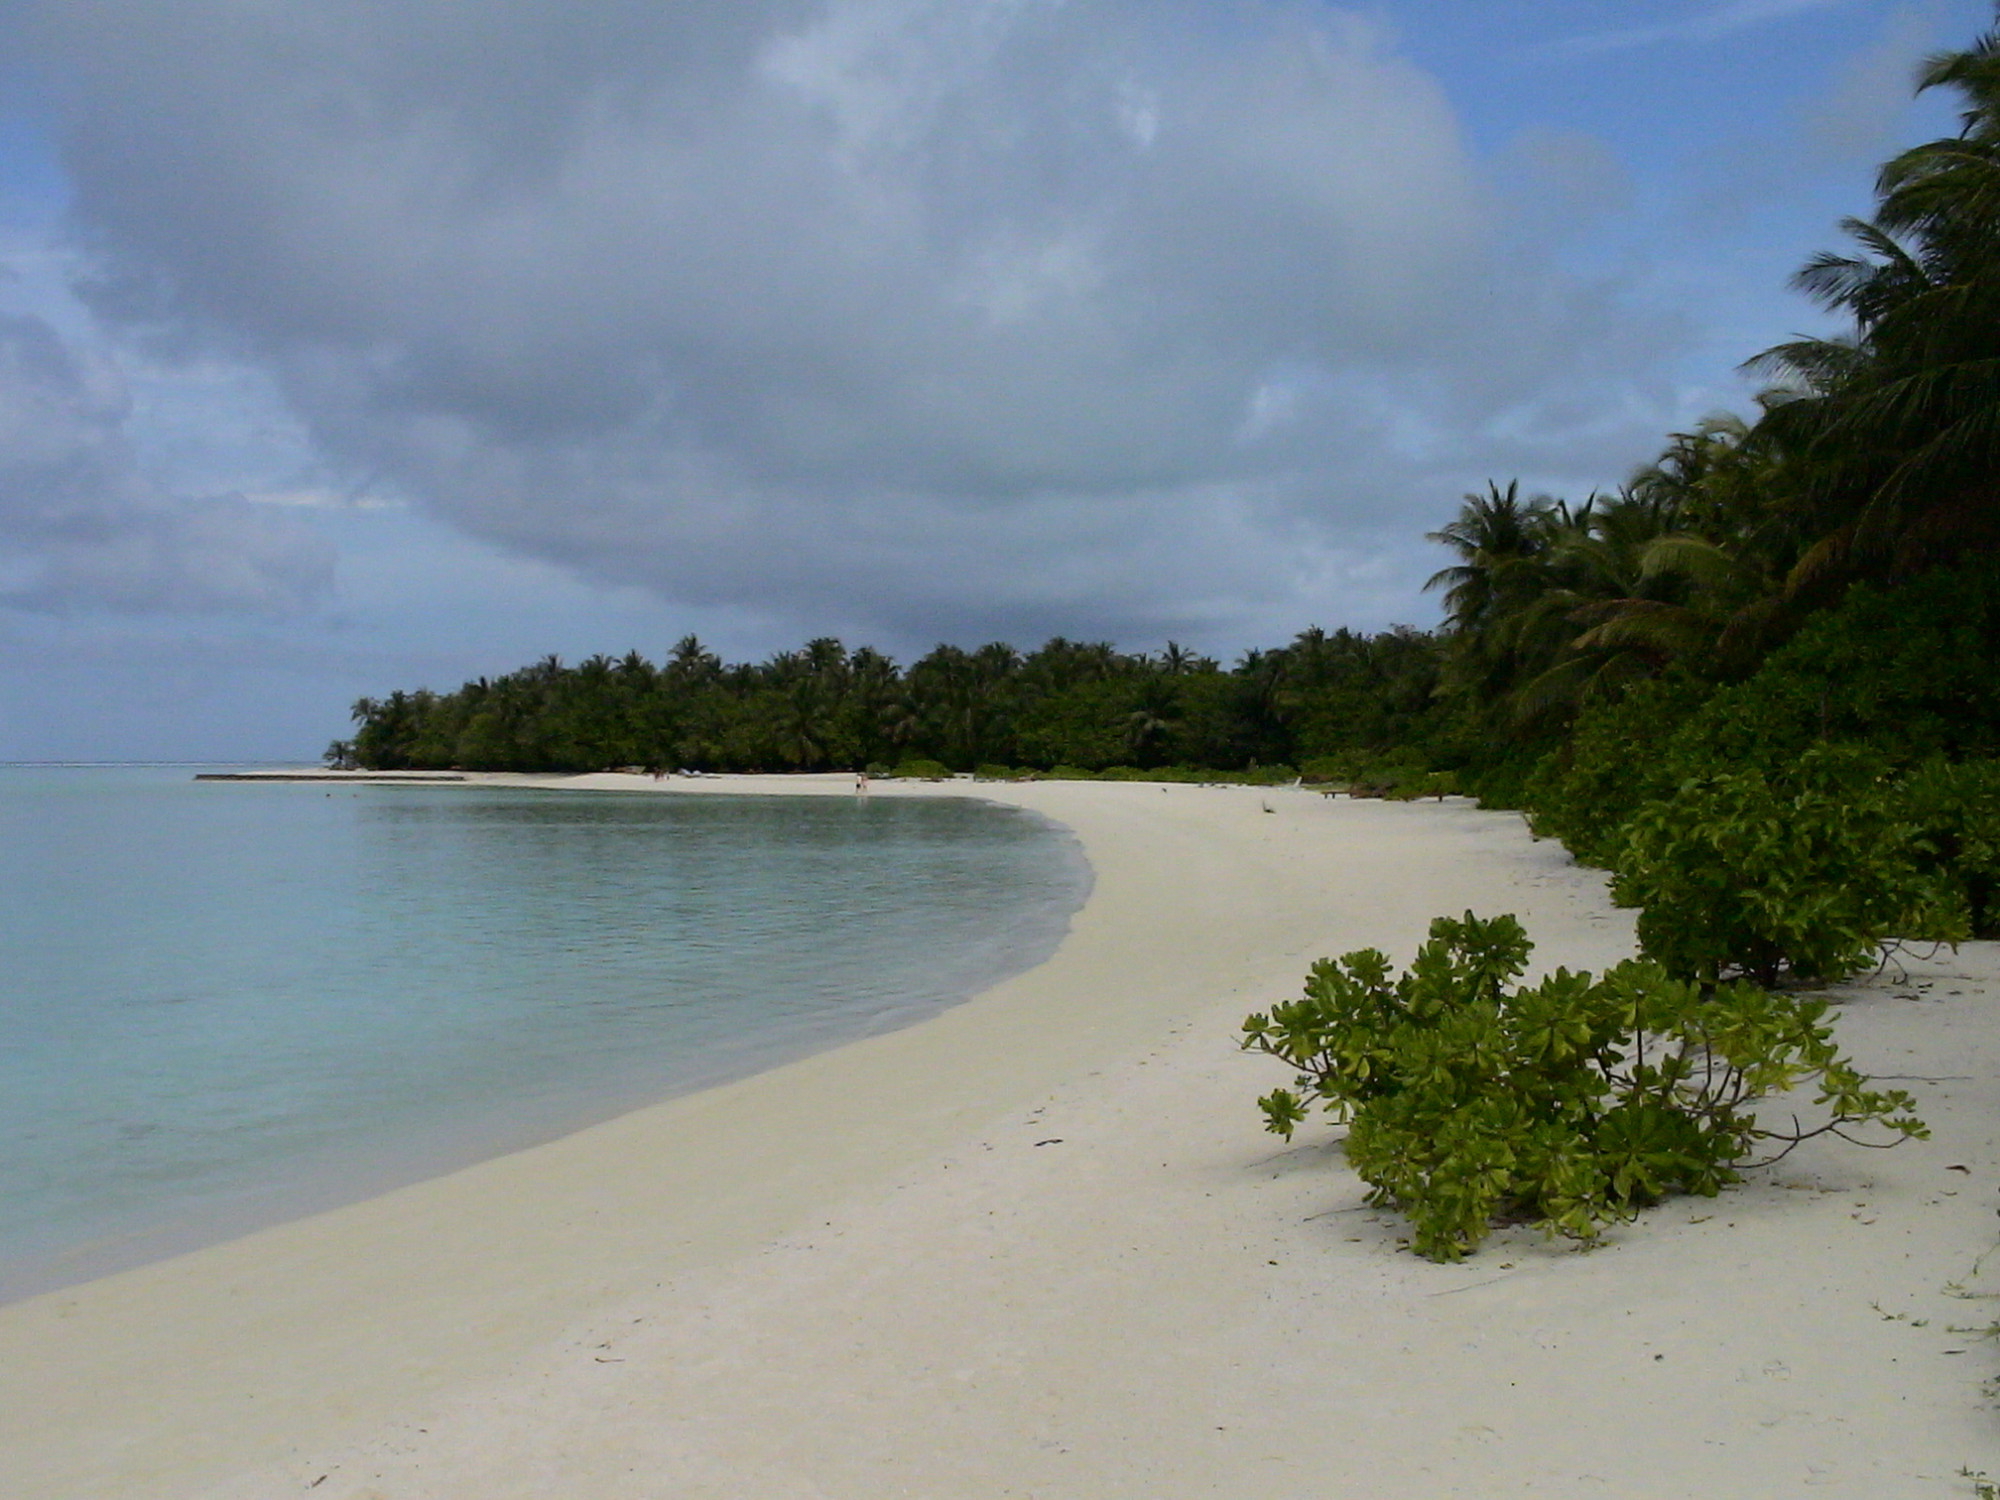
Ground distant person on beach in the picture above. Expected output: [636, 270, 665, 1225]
[856, 772, 870, 795]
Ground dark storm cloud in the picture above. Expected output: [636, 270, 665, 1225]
[21, 0, 1687, 644]
[0, 312, 332, 613]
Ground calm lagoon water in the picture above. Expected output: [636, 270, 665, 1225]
[0, 767, 1089, 1299]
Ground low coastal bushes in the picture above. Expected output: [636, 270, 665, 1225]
[1243, 913, 1926, 1261]
[1298, 750, 1457, 800]
[1254, 574, 1994, 1258]
[1519, 673, 1710, 863]
[1610, 748, 1967, 987]
[1903, 758, 2000, 938]
[1247, 734, 1953, 1260]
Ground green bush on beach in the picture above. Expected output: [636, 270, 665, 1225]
[1611, 747, 1966, 987]
[1243, 913, 1926, 1261]
[1901, 757, 2000, 938]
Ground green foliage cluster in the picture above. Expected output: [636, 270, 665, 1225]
[337, 626, 1448, 778]
[1611, 749, 1965, 986]
[1902, 757, 2000, 937]
[1676, 568, 2000, 771]
[1242, 914, 1925, 1261]
[1296, 749, 1459, 799]
[1518, 567, 2000, 968]
[1521, 674, 1713, 862]
[1422, 20, 2000, 823]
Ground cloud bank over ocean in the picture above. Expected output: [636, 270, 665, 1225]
[0, 0, 1979, 755]
[0, 312, 332, 615]
[19, 1, 1681, 640]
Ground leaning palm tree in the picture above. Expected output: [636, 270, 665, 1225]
[1557, 533, 1783, 684]
[1746, 17, 2000, 592]
[1878, 21, 2000, 251]
[1455, 454, 1793, 733]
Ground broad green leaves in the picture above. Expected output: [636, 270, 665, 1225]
[1612, 747, 1966, 986]
[1242, 913, 1926, 1262]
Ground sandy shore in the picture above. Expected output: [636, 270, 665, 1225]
[2, 774, 1996, 1498]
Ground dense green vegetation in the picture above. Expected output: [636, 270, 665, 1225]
[330, 626, 1447, 782]
[1242, 914, 1924, 1261]
[1237, 20, 2000, 1257]
[1419, 23, 2000, 946]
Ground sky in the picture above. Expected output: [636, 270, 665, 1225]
[0, 0, 1991, 760]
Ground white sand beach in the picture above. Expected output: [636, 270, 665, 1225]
[2, 775, 1995, 1498]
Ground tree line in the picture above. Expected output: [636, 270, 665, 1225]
[1419, 26, 2000, 786]
[342, 21, 2000, 809]
[331, 628, 1444, 778]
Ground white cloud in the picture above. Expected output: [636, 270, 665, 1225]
[1542, 0, 1862, 56]
[13, 0, 1690, 647]
[0, 312, 333, 614]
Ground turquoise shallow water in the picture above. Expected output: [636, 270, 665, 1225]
[0, 767, 1089, 1300]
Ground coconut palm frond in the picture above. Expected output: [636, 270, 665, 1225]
[1567, 601, 1715, 661]
[1741, 335, 1867, 393]
[1635, 534, 1747, 592]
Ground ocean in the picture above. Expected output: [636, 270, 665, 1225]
[0, 766, 1090, 1301]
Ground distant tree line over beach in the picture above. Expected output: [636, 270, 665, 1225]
[330, 628, 1441, 781]
[340, 20, 2000, 835]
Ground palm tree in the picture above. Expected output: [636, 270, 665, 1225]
[666, 634, 721, 686]
[1123, 677, 1178, 765]
[1879, 24, 2000, 257]
[1424, 480, 1557, 637]
[776, 678, 826, 768]
[1746, 19, 2000, 590]
[908, 643, 1018, 768]
[1232, 647, 1290, 760]
[838, 646, 902, 767]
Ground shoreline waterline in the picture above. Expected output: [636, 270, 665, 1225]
[0, 775, 1609, 1497]
[1, 768, 1090, 1304]
[4, 775, 1992, 1499]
